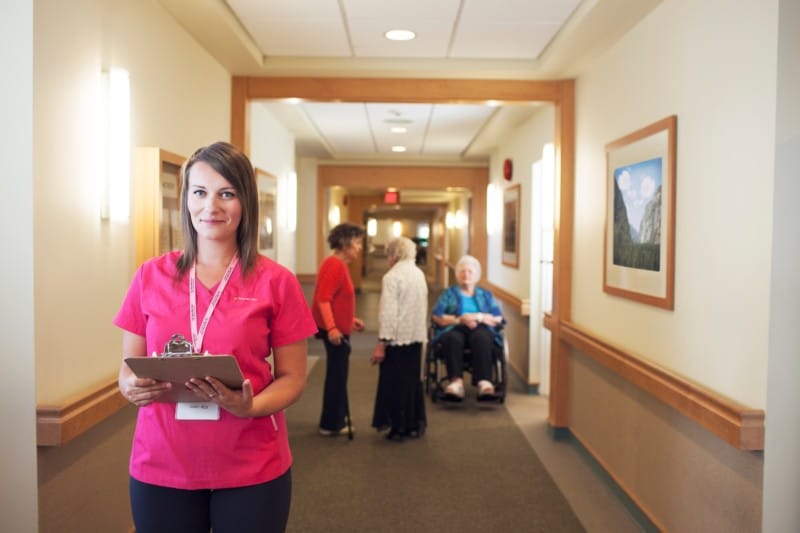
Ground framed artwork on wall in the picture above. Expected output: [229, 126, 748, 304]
[256, 168, 277, 259]
[603, 115, 677, 309]
[502, 184, 521, 268]
[133, 147, 185, 267]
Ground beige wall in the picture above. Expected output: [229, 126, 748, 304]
[571, 0, 777, 409]
[31, 0, 231, 530]
[33, 0, 230, 405]
[249, 102, 298, 271]
[564, 0, 780, 527]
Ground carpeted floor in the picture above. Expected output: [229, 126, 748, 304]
[284, 335, 585, 532]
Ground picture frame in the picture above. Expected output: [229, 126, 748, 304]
[133, 147, 185, 267]
[256, 168, 277, 259]
[603, 115, 677, 309]
[502, 184, 521, 268]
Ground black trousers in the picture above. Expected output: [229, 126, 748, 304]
[318, 331, 351, 431]
[440, 325, 494, 383]
[129, 468, 291, 533]
[371, 343, 426, 434]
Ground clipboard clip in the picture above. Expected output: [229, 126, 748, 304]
[162, 334, 195, 358]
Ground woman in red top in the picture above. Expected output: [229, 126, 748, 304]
[311, 222, 366, 436]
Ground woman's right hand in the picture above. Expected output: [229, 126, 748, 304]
[118, 331, 172, 407]
[118, 366, 172, 407]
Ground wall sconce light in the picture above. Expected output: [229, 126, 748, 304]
[367, 218, 377, 237]
[392, 220, 403, 237]
[455, 210, 468, 229]
[328, 205, 341, 228]
[102, 68, 130, 221]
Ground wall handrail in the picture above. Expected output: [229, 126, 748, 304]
[549, 318, 764, 451]
[36, 378, 128, 447]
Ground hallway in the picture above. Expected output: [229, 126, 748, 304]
[296, 275, 643, 532]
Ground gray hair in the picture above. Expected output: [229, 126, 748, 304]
[385, 237, 417, 263]
[456, 254, 482, 281]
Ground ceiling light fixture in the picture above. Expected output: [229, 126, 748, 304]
[385, 29, 416, 41]
[390, 126, 407, 133]
[391, 146, 407, 153]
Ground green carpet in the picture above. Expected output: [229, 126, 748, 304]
[284, 346, 585, 532]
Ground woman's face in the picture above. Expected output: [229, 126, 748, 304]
[187, 161, 242, 245]
[340, 237, 363, 264]
[456, 262, 479, 288]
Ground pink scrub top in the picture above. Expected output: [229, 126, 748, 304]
[114, 252, 317, 490]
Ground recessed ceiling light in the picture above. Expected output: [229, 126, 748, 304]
[385, 29, 416, 41]
[391, 146, 407, 153]
[283, 97, 303, 104]
[391, 127, 407, 133]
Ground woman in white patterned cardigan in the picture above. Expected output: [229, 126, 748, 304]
[370, 236, 429, 441]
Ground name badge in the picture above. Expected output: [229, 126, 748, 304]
[176, 402, 220, 421]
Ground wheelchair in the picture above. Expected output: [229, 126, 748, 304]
[425, 324, 508, 404]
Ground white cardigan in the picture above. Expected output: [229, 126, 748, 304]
[377, 258, 429, 345]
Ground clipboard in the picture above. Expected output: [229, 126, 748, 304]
[124, 355, 245, 403]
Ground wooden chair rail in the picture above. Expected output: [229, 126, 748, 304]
[550, 319, 764, 451]
[36, 378, 128, 447]
[486, 282, 529, 317]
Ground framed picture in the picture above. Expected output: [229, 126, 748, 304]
[604, 115, 677, 309]
[133, 147, 185, 267]
[502, 184, 521, 268]
[256, 168, 277, 259]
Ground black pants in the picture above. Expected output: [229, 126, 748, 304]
[371, 343, 426, 434]
[129, 468, 292, 533]
[318, 331, 351, 431]
[440, 325, 494, 383]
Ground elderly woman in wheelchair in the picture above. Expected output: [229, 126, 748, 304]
[430, 255, 505, 401]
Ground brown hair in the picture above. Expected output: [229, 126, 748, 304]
[175, 142, 259, 277]
[327, 222, 365, 251]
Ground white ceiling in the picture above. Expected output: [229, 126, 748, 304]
[159, 0, 660, 163]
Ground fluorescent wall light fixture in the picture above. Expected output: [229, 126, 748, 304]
[367, 218, 377, 237]
[392, 220, 403, 237]
[102, 68, 131, 221]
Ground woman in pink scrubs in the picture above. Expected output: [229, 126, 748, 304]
[115, 141, 317, 533]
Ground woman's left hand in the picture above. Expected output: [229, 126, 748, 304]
[187, 376, 254, 417]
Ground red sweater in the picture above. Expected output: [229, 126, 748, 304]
[311, 255, 355, 335]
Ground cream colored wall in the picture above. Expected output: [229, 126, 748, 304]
[487, 107, 554, 385]
[296, 157, 319, 274]
[571, 0, 778, 409]
[1, 3, 38, 531]
[33, 0, 230, 404]
[249, 102, 297, 271]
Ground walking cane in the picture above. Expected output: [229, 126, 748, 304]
[342, 337, 354, 440]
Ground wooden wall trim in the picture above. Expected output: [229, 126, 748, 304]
[36, 378, 128, 447]
[555, 320, 764, 451]
[486, 282, 528, 316]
